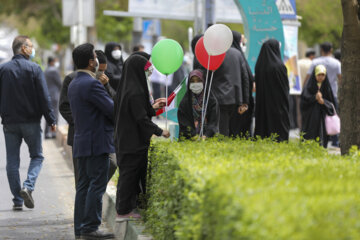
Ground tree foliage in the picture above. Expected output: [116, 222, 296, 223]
[95, 0, 132, 44]
[0, 0, 132, 48]
[296, 0, 343, 48]
[0, 0, 69, 48]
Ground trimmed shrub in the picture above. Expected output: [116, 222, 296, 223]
[145, 138, 360, 240]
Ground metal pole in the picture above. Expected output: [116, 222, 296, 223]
[78, 0, 83, 46]
[205, 0, 215, 29]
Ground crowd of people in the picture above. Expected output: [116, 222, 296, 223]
[0, 33, 341, 239]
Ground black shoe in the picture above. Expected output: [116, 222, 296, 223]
[12, 204, 23, 211]
[19, 188, 34, 209]
[81, 230, 115, 239]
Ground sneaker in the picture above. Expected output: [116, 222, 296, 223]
[12, 204, 23, 211]
[116, 211, 141, 222]
[19, 188, 34, 209]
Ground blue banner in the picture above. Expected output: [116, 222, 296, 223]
[276, 0, 297, 20]
[234, 0, 285, 73]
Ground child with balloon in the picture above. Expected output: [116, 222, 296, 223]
[177, 69, 219, 139]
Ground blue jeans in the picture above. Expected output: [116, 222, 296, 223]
[3, 123, 44, 205]
[74, 154, 109, 235]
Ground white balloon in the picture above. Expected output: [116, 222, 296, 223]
[204, 24, 233, 56]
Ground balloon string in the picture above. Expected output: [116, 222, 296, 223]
[200, 70, 214, 137]
[200, 55, 211, 137]
[165, 75, 168, 130]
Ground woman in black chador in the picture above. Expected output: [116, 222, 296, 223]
[229, 31, 255, 137]
[178, 69, 219, 139]
[114, 53, 169, 219]
[254, 39, 290, 142]
[300, 64, 336, 148]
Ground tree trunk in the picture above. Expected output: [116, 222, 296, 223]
[339, 0, 360, 154]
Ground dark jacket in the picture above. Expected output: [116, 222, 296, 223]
[44, 66, 62, 102]
[68, 72, 114, 158]
[59, 72, 115, 146]
[105, 42, 124, 91]
[0, 54, 56, 125]
[211, 47, 250, 106]
[59, 72, 77, 146]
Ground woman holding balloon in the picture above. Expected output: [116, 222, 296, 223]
[177, 69, 219, 139]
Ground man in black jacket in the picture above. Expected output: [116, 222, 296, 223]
[0, 35, 56, 211]
[59, 50, 117, 187]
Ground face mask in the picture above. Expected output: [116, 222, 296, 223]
[94, 58, 99, 73]
[189, 82, 203, 94]
[54, 61, 60, 68]
[96, 70, 104, 80]
[111, 50, 122, 60]
[241, 42, 247, 53]
[29, 48, 35, 60]
[145, 70, 155, 104]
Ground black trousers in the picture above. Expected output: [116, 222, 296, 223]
[72, 147, 117, 188]
[116, 151, 148, 215]
[219, 104, 238, 137]
[74, 154, 109, 235]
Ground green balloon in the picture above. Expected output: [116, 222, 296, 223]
[151, 39, 184, 75]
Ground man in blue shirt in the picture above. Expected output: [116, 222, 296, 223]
[68, 43, 115, 239]
[0, 35, 56, 211]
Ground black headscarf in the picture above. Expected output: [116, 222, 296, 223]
[114, 54, 163, 154]
[254, 39, 290, 142]
[231, 31, 242, 51]
[178, 69, 219, 139]
[300, 68, 336, 147]
[131, 51, 151, 60]
[105, 42, 124, 91]
[191, 34, 205, 70]
[229, 31, 255, 137]
[105, 42, 124, 64]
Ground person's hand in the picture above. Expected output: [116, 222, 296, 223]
[316, 91, 324, 104]
[316, 91, 322, 101]
[51, 124, 57, 132]
[162, 130, 170, 138]
[98, 73, 109, 85]
[238, 104, 248, 114]
[152, 98, 166, 110]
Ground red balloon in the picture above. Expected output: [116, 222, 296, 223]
[195, 37, 226, 71]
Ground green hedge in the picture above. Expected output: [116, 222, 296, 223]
[145, 138, 360, 240]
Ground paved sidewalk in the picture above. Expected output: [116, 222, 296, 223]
[0, 129, 76, 239]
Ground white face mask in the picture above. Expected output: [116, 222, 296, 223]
[241, 42, 247, 53]
[111, 50, 122, 60]
[189, 82, 203, 94]
[94, 58, 99, 73]
[54, 61, 60, 68]
[145, 70, 155, 104]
